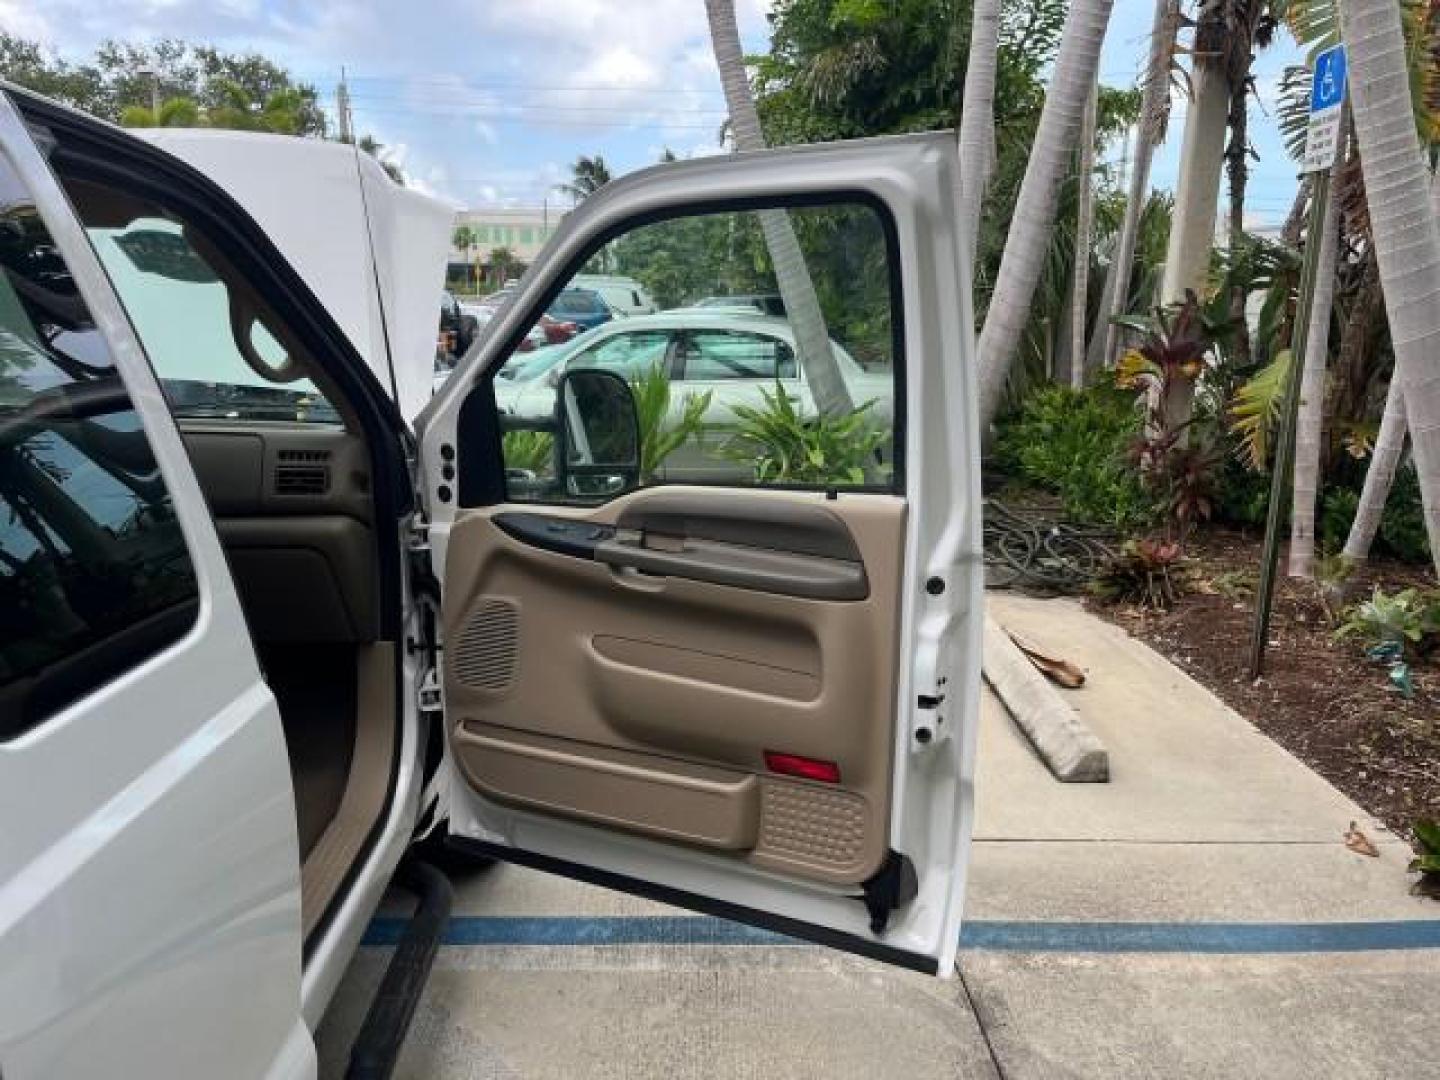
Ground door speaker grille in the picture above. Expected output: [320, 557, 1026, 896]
[450, 598, 520, 692]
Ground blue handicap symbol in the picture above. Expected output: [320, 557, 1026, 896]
[1311, 46, 1347, 112]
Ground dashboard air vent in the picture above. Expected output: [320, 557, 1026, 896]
[275, 463, 330, 496]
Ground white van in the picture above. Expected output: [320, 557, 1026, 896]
[0, 84, 982, 1079]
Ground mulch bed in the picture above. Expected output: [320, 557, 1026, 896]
[1088, 527, 1439, 840]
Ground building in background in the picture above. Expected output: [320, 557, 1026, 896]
[447, 205, 564, 289]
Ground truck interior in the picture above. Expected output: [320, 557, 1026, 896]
[56, 168, 405, 943]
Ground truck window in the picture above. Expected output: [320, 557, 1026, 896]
[71, 187, 340, 425]
[0, 152, 198, 737]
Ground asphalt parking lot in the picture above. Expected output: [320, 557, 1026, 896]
[317, 596, 1440, 1078]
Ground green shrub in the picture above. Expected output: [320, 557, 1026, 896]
[993, 385, 1157, 530]
[1212, 457, 1272, 527]
[726, 383, 887, 486]
[1317, 465, 1431, 564]
[1334, 587, 1440, 655]
[1320, 486, 1360, 553]
[1380, 465, 1431, 564]
[501, 430, 554, 474]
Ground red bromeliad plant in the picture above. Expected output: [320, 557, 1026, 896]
[1113, 292, 1222, 542]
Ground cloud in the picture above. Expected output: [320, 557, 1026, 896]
[0, 0, 53, 41]
[15, 0, 776, 210]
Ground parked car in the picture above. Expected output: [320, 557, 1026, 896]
[693, 292, 787, 317]
[572, 273, 658, 317]
[546, 285, 615, 330]
[494, 310, 892, 482]
[2, 84, 977, 1079]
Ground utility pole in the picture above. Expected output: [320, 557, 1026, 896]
[337, 67, 354, 144]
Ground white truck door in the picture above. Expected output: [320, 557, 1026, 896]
[0, 93, 308, 1078]
[419, 133, 981, 976]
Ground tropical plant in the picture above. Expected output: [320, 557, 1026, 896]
[976, 0, 1117, 428]
[554, 155, 612, 203]
[501, 430, 555, 475]
[1410, 820, 1440, 886]
[452, 226, 479, 292]
[118, 95, 202, 128]
[993, 384, 1157, 529]
[705, 0, 854, 418]
[487, 247, 522, 287]
[1091, 536, 1187, 608]
[627, 363, 711, 482]
[1229, 349, 1293, 472]
[726, 383, 886, 486]
[1335, 587, 1440, 657]
[356, 135, 405, 184]
[2, 36, 328, 136]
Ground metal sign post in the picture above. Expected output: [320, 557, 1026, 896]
[1248, 44, 1347, 679]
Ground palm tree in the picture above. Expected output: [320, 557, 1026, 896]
[488, 246, 521, 288]
[452, 225, 479, 293]
[957, 0, 1001, 252]
[555, 155, 612, 204]
[1089, 0, 1179, 373]
[976, 0, 1116, 427]
[704, 0, 853, 418]
[119, 95, 202, 128]
[1287, 125, 1346, 578]
[1340, 0, 1440, 574]
[1069, 82, 1099, 388]
[1344, 377, 1408, 563]
[1149, 1, 1233, 437]
[357, 135, 405, 184]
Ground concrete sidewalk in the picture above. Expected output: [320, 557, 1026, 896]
[962, 594, 1437, 1079]
[317, 594, 1439, 1078]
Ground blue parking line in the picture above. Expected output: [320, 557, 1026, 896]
[361, 915, 1440, 954]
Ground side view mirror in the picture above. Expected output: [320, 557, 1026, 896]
[555, 368, 640, 498]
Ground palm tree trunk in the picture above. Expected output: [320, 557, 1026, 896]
[977, 0, 1116, 426]
[705, 0, 853, 417]
[1224, 32, 1255, 371]
[958, 0, 1002, 253]
[1342, 0, 1440, 573]
[1070, 82, 1099, 388]
[1343, 376, 1408, 563]
[1153, 7, 1230, 436]
[1089, 0, 1177, 373]
[1280, 177, 1311, 246]
[1288, 135, 1347, 578]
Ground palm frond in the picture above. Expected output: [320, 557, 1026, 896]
[1229, 348, 1293, 470]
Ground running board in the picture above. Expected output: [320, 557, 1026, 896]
[345, 860, 454, 1080]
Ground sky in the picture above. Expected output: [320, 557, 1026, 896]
[7, 0, 1306, 225]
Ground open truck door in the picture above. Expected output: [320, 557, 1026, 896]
[416, 132, 981, 975]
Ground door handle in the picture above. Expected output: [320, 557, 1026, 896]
[594, 536, 867, 601]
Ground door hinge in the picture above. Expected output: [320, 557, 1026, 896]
[860, 850, 918, 934]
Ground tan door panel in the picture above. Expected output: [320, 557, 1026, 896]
[444, 487, 905, 885]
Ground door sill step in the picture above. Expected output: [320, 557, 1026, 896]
[345, 859, 453, 1080]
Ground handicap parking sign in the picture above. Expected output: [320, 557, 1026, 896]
[1302, 44, 1348, 174]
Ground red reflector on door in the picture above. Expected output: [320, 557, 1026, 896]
[764, 751, 841, 784]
